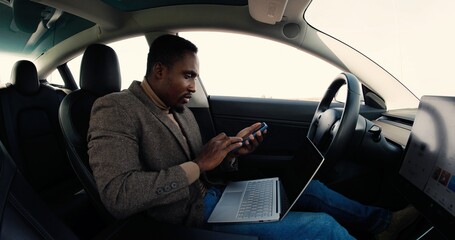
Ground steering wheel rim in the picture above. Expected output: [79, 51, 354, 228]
[307, 73, 362, 166]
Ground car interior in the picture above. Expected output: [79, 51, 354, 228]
[0, 0, 454, 239]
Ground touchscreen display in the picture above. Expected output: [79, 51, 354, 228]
[399, 96, 455, 217]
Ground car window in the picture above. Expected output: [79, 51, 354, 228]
[61, 33, 345, 102]
[0, 53, 31, 87]
[48, 68, 68, 87]
[108, 36, 149, 89]
[180, 31, 342, 101]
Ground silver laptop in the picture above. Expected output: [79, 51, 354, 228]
[207, 136, 324, 223]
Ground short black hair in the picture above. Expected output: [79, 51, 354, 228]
[145, 34, 198, 77]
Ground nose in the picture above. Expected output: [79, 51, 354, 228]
[188, 78, 196, 93]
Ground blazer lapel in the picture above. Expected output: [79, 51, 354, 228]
[128, 82, 192, 160]
[173, 110, 200, 160]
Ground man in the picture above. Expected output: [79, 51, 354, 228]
[88, 34, 416, 239]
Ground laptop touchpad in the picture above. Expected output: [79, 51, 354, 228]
[219, 192, 243, 207]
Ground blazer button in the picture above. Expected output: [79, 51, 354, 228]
[171, 182, 178, 189]
[164, 185, 171, 192]
[156, 187, 163, 195]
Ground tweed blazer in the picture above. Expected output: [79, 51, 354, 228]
[87, 81, 205, 226]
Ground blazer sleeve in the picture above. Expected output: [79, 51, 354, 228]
[87, 95, 191, 219]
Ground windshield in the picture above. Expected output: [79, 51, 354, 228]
[305, 0, 455, 99]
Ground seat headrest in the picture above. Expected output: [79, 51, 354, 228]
[80, 44, 121, 96]
[10, 60, 39, 95]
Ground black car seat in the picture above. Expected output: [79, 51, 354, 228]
[0, 60, 82, 209]
[59, 44, 121, 223]
[0, 138, 79, 240]
[0, 136, 258, 240]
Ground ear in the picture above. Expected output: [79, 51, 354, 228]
[152, 62, 166, 80]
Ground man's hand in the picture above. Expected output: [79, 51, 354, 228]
[233, 122, 267, 156]
[194, 133, 242, 172]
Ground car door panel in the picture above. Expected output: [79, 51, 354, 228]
[201, 96, 386, 182]
[209, 96, 316, 158]
[203, 96, 317, 180]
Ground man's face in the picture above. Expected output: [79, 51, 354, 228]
[152, 51, 199, 112]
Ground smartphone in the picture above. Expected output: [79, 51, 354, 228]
[231, 122, 268, 153]
[242, 122, 268, 145]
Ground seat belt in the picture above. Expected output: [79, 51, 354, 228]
[0, 142, 16, 234]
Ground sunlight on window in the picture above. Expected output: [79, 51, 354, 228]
[180, 31, 341, 101]
[108, 37, 148, 90]
[0, 54, 30, 87]
[89, 32, 341, 101]
[67, 54, 83, 86]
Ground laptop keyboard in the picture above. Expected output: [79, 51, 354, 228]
[237, 180, 274, 219]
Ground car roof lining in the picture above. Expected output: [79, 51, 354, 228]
[102, 0, 247, 12]
[0, 1, 95, 57]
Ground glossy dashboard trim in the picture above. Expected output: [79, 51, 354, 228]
[373, 119, 410, 147]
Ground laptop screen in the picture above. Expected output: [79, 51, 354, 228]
[396, 95, 455, 237]
[279, 136, 325, 215]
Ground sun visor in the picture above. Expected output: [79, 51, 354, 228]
[248, 0, 288, 25]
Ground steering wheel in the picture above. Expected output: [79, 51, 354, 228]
[307, 73, 362, 167]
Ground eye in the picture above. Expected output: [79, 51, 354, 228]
[184, 72, 197, 79]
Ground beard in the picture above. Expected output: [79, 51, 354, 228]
[171, 93, 191, 113]
[172, 105, 185, 113]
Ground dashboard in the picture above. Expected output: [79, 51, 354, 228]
[373, 109, 415, 147]
[377, 97, 455, 239]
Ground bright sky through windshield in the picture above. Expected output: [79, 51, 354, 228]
[306, 0, 455, 98]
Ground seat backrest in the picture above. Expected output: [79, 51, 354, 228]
[0, 60, 81, 202]
[0, 139, 79, 240]
[59, 44, 121, 222]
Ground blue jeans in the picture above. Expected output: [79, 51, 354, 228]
[204, 180, 391, 239]
[296, 180, 391, 235]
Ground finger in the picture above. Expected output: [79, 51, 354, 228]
[254, 130, 264, 142]
[216, 133, 233, 147]
[229, 136, 243, 144]
[213, 132, 228, 141]
[245, 128, 263, 144]
[223, 137, 242, 153]
[247, 136, 260, 148]
[221, 132, 230, 139]
[254, 129, 262, 138]
[226, 140, 243, 152]
[237, 122, 262, 138]
[248, 122, 262, 135]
